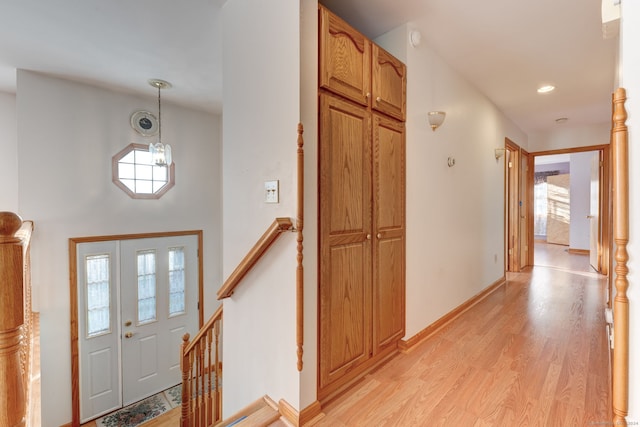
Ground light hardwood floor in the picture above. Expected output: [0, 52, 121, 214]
[312, 244, 610, 426]
[77, 243, 610, 426]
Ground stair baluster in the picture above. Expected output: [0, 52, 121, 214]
[181, 306, 223, 427]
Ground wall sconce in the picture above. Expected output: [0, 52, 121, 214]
[409, 31, 422, 48]
[494, 148, 506, 159]
[428, 111, 446, 131]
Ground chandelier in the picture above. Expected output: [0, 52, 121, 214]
[148, 79, 172, 166]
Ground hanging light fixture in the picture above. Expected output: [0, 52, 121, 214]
[148, 79, 172, 166]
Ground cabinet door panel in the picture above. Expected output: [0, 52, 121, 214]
[373, 115, 405, 351]
[321, 243, 371, 387]
[375, 236, 405, 348]
[372, 44, 407, 121]
[319, 93, 372, 390]
[319, 6, 371, 107]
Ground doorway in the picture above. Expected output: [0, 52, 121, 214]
[505, 138, 532, 272]
[70, 231, 203, 424]
[531, 147, 610, 276]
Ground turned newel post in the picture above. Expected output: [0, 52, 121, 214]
[0, 212, 27, 427]
[612, 88, 629, 427]
[181, 333, 190, 427]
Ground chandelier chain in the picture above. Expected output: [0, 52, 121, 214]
[157, 84, 162, 145]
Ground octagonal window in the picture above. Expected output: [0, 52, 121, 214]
[112, 143, 175, 199]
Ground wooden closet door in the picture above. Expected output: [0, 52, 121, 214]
[372, 44, 407, 121]
[319, 5, 371, 107]
[319, 93, 373, 393]
[372, 114, 405, 352]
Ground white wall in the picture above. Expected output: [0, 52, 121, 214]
[569, 152, 595, 250]
[397, 25, 527, 338]
[528, 123, 610, 152]
[0, 91, 18, 211]
[299, 0, 319, 411]
[17, 71, 222, 426]
[221, 0, 301, 416]
[620, 1, 640, 421]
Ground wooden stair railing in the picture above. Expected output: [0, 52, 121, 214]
[181, 306, 223, 427]
[0, 212, 35, 427]
[216, 217, 294, 299]
[611, 87, 630, 427]
[179, 219, 291, 427]
[180, 124, 305, 426]
[180, 218, 291, 427]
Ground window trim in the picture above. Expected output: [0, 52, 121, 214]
[112, 143, 175, 199]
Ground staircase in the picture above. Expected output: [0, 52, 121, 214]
[180, 125, 305, 427]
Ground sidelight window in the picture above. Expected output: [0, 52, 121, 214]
[85, 254, 111, 337]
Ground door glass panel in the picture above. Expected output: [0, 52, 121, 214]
[137, 250, 157, 324]
[168, 247, 186, 316]
[86, 254, 111, 337]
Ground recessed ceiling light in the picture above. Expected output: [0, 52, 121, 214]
[537, 85, 556, 94]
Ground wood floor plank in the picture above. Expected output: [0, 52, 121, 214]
[312, 244, 611, 426]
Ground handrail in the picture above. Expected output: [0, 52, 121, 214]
[181, 306, 223, 427]
[0, 212, 35, 427]
[181, 125, 304, 426]
[184, 306, 223, 355]
[611, 87, 629, 427]
[217, 217, 293, 299]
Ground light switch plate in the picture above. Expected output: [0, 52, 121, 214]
[265, 180, 279, 203]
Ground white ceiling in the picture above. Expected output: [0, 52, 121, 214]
[0, 0, 617, 134]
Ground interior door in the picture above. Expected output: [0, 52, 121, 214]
[77, 234, 199, 421]
[318, 93, 372, 396]
[372, 114, 405, 353]
[519, 150, 530, 269]
[589, 152, 601, 272]
[506, 141, 520, 271]
[120, 236, 198, 406]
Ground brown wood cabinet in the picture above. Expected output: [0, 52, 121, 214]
[319, 6, 406, 122]
[318, 5, 406, 403]
[372, 45, 407, 121]
[372, 114, 406, 352]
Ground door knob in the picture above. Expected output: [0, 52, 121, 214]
[366, 234, 372, 240]
[377, 233, 382, 239]
[124, 320, 132, 327]
[376, 96, 381, 103]
[124, 332, 134, 339]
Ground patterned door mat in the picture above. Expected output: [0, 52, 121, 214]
[96, 385, 181, 427]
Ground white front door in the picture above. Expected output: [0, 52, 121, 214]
[120, 236, 198, 405]
[77, 241, 121, 422]
[77, 234, 199, 422]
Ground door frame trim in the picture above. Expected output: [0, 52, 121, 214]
[68, 230, 203, 427]
[505, 138, 522, 272]
[529, 144, 610, 277]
